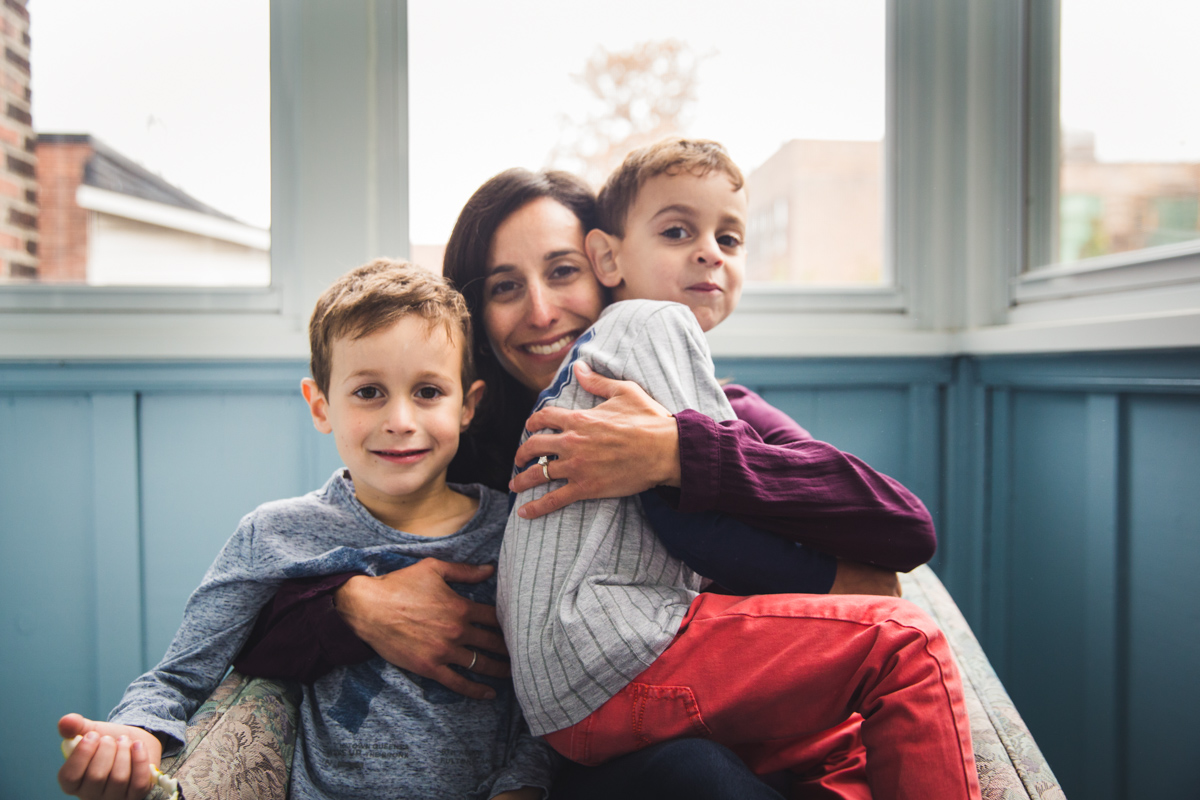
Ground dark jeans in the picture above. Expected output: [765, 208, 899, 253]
[552, 738, 785, 800]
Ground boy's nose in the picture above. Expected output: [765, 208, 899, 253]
[384, 398, 417, 432]
[694, 236, 725, 267]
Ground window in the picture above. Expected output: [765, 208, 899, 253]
[407, 0, 888, 291]
[1018, 0, 1200, 305]
[11, 0, 270, 288]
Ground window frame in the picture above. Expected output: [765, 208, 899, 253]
[1010, 0, 1200, 319]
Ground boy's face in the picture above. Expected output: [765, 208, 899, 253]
[591, 170, 747, 332]
[302, 316, 484, 517]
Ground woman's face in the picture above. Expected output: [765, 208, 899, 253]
[482, 197, 605, 393]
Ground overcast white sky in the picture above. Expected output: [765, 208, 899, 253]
[27, 0, 1200, 244]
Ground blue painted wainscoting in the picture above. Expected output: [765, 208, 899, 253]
[2, 352, 1198, 799]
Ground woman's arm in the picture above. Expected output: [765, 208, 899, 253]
[234, 559, 510, 699]
[511, 365, 934, 572]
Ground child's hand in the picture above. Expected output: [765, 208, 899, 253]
[57, 714, 163, 800]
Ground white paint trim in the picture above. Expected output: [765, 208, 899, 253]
[75, 186, 271, 250]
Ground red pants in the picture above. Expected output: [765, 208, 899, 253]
[543, 593, 980, 800]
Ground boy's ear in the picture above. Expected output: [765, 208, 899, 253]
[301, 378, 333, 434]
[460, 379, 485, 431]
[585, 229, 624, 289]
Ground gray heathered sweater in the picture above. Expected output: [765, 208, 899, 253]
[109, 471, 556, 799]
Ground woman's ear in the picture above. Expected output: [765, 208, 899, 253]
[460, 379, 486, 431]
[585, 229, 624, 289]
[301, 378, 333, 434]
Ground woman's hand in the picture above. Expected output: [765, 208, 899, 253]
[510, 362, 681, 519]
[334, 558, 510, 700]
[57, 714, 162, 800]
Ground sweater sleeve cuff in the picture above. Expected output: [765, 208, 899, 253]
[673, 409, 723, 513]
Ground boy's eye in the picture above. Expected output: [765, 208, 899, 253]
[661, 226, 688, 240]
[718, 234, 743, 248]
[415, 386, 443, 400]
[353, 386, 383, 400]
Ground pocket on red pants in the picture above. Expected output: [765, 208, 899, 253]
[549, 682, 714, 766]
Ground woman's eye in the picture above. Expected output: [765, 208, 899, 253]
[353, 386, 383, 400]
[489, 279, 520, 298]
[549, 264, 581, 280]
[661, 226, 688, 240]
[415, 386, 443, 400]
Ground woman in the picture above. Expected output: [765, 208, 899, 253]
[236, 168, 935, 797]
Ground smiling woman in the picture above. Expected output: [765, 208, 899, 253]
[482, 197, 605, 393]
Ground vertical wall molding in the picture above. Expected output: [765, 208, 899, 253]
[1082, 392, 1122, 799]
[90, 392, 145, 715]
[984, 387, 1012, 677]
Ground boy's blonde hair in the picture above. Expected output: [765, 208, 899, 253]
[596, 137, 745, 237]
[308, 258, 474, 396]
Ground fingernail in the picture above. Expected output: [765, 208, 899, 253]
[132, 741, 143, 753]
[577, 362, 592, 374]
[484, 689, 497, 700]
[84, 732, 98, 743]
[517, 507, 530, 519]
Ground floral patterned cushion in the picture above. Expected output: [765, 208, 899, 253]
[900, 565, 1066, 800]
[149, 671, 300, 800]
[157, 568, 1063, 799]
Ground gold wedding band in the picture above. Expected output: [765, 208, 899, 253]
[467, 651, 478, 671]
[538, 455, 551, 481]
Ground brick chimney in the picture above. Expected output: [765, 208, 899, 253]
[0, 0, 36, 280]
[35, 134, 92, 282]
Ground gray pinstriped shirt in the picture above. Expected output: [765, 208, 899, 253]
[497, 300, 737, 735]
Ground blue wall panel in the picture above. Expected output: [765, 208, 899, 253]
[0, 395, 99, 798]
[1124, 394, 1200, 799]
[138, 392, 331, 662]
[3, 352, 1199, 799]
[1004, 391, 1091, 789]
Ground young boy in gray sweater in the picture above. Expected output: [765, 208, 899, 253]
[57, 259, 554, 800]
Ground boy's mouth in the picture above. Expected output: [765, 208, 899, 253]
[371, 448, 430, 463]
[521, 331, 578, 357]
[687, 282, 723, 293]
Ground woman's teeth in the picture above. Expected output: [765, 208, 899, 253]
[524, 333, 575, 356]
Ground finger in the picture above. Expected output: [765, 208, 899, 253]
[428, 559, 495, 585]
[460, 623, 507, 656]
[464, 651, 512, 680]
[509, 465, 544, 494]
[59, 730, 101, 793]
[103, 737, 132, 800]
[522, 406, 571, 436]
[126, 741, 151, 800]
[516, 483, 582, 519]
[84, 735, 118, 797]
[59, 713, 90, 741]
[463, 601, 504, 633]
[573, 360, 623, 398]
[430, 664, 498, 701]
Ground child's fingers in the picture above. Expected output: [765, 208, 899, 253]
[102, 736, 133, 800]
[58, 730, 101, 794]
[84, 735, 119, 799]
[125, 740, 152, 800]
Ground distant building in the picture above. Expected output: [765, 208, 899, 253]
[745, 139, 883, 286]
[1058, 130, 1200, 264]
[36, 134, 269, 286]
[0, 0, 37, 280]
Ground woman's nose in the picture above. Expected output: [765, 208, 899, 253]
[525, 284, 558, 328]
